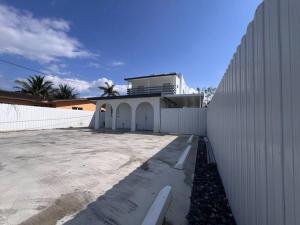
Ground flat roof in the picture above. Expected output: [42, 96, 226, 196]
[0, 89, 41, 101]
[88, 93, 161, 101]
[48, 99, 91, 103]
[124, 72, 179, 81]
[163, 93, 202, 98]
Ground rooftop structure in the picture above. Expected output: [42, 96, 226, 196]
[125, 72, 194, 96]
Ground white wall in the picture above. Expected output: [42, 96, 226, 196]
[161, 108, 206, 135]
[129, 74, 195, 95]
[0, 103, 95, 131]
[207, 0, 300, 225]
[178, 75, 195, 94]
[95, 97, 161, 132]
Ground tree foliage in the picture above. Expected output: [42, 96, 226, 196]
[14, 75, 53, 99]
[54, 84, 78, 99]
[99, 82, 119, 97]
[15, 75, 79, 100]
[199, 87, 217, 105]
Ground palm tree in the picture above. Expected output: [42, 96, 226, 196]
[14, 75, 53, 99]
[201, 87, 217, 105]
[99, 82, 119, 97]
[54, 84, 78, 99]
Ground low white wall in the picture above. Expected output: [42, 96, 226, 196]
[161, 108, 206, 135]
[0, 103, 95, 131]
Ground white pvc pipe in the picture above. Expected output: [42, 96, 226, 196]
[174, 145, 191, 170]
[141, 186, 172, 225]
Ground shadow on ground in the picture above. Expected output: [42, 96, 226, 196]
[19, 132, 197, 225]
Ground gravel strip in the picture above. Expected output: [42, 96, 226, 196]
[186, 137, 236, 225]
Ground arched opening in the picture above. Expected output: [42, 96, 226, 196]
[116, 103, 132, 130]
[99, 103, 113, 129]
[136, 102, 154, 131]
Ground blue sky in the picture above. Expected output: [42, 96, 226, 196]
[0, 0, 262, 96]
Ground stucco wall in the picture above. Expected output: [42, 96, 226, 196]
[54, 102, 96, 111]
[95, 97, 161, 132]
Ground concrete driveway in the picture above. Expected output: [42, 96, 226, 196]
[0, 129, 197, 225]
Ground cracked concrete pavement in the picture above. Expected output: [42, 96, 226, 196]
[0, 128, 197, 225]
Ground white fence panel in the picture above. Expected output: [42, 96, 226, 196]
[161, 108, 179, 134]
[161, 108, 206, 135]
[0, 104, 95, 131]
[178, 108, 199, 134]
[207, 0, 300, 224]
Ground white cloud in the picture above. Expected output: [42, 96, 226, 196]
[111, 61, 125, 67]
[91, 77, 127, 95]
[45, 75, 127, 97]
[46, 75, 91, 92]
[44, 63, 68, 75]
[0, 4, 93, 63]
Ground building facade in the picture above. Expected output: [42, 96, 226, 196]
[91, 73, 203, 133]
[126, 72, 194, 95]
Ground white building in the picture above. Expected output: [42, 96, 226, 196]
[126, 72, 194, 95]
[90, 73, 205, 134]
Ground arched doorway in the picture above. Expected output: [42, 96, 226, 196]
[116, 103, 132, 130]
[99, 103, 113, 129]
[136, 102, 154, 131]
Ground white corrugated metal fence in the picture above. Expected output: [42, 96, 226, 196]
[161, 108, 206, 135]
[207, 0, 300, 224]
[0, 104, 95, 131]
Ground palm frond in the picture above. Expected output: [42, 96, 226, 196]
[99, 87, 108, 91]
[14, 75, 54, 99]
[98, 81, 120, 97]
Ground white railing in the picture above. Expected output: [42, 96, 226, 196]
[207, 0, 300, 225]
[0, 104, 95, 131]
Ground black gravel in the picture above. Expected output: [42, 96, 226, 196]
[186, 137, 236, 225]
